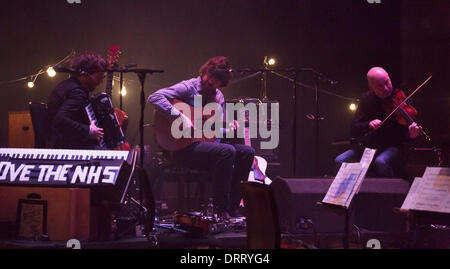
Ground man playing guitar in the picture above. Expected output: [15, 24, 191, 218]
[148, 56, 255, 219]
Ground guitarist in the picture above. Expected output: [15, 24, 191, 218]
[47, 53, 106, 149]
[148, 56, 255, 219]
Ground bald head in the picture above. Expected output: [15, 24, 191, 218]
[367, 67, 393, 99]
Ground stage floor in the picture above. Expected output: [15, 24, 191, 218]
[1, 228, 447, 249]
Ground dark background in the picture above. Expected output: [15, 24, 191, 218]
[0, 0, 448, 177]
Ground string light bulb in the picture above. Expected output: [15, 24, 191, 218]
[27, 81, 35, 88]
[349, 103, 357, 111]
[46, 66, 56, 77]
[268, 58, 276, 66]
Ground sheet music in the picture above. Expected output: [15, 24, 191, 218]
[323, 162, 363, 208]
[410, 167, 450, 214]
[401, 177, 422, 210]
[355, 148, 377, 194]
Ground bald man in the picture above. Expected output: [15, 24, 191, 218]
[335, 67, 421, 178]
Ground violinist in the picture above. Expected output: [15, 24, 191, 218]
[335, 67, 421, 178]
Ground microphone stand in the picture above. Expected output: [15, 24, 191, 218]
[231, 66, 336, 177]
[267, 69, 300, 176]
[269, 68, 337, 176]
[313, 74, 321, 176]
[104, 67, 164, 168]
[115, 67, 163, 236]
[304, 69, 336, 176]
[119, 68, 165, 169]
[119, 72, 124, 110]
[237, 67, 301, 176]
[261, 57, 269, 101]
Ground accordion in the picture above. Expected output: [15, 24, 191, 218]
[86, 92, 127, 149]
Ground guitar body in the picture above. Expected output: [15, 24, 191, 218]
[114, 107, 129, 133]
[155, 99, 217, 151]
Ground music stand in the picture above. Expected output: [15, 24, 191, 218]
[318, 148, 376, 248]
[397, 167, 450, 248]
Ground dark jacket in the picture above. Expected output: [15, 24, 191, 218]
[352, 89, 411, 149]
[47, 77, 98, 149]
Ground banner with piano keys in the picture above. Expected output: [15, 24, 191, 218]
[0, 160, 124, 186]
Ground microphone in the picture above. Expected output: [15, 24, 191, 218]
[53, 65, 106, 75]
[53, 65, 78, 74]
[213, 68, 233, 73]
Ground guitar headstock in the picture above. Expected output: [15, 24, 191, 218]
[107, 45, 121, 68]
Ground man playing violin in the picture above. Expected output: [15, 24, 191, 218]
[148, 56, 255, 218]
[335, 67, 421, 178]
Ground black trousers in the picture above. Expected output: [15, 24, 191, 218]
[176, 141, 255, 212]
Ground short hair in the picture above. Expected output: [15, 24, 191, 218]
[199, 56, 233, 87]
[70, 53, 107, 76]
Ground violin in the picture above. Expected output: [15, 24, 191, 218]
[382, 89, 418, 126]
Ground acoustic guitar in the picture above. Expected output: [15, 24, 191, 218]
[154, 99, 219, 151]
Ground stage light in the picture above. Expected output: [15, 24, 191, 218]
[27, 81, 35, 88]
[46, 67, 56, 77]
[268, 58, 276, 66]
[121, 86, 127, 96]
[349, 103, 357, 111]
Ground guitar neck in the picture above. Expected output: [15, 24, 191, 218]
[105, 72, 113, 97]
[241, 110, 251, 147]
[244, 127, 251, 147]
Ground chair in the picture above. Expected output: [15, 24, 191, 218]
[28, 102, 49, 148]
[158, 151, 211, 212]
[150, 111, 211, 213]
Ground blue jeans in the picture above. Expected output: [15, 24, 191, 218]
[335, 146, 402, 178]
[176, 141, 255, 212]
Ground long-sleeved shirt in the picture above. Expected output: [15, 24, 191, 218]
[47, 77, 98, 149]
[352, 89, 411, 149]
[148, 76, 224, 119]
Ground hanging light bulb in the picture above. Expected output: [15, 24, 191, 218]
[349, 103, 357, 111]
[121, 86, 127, 96]
[27, 81, 35, 88]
